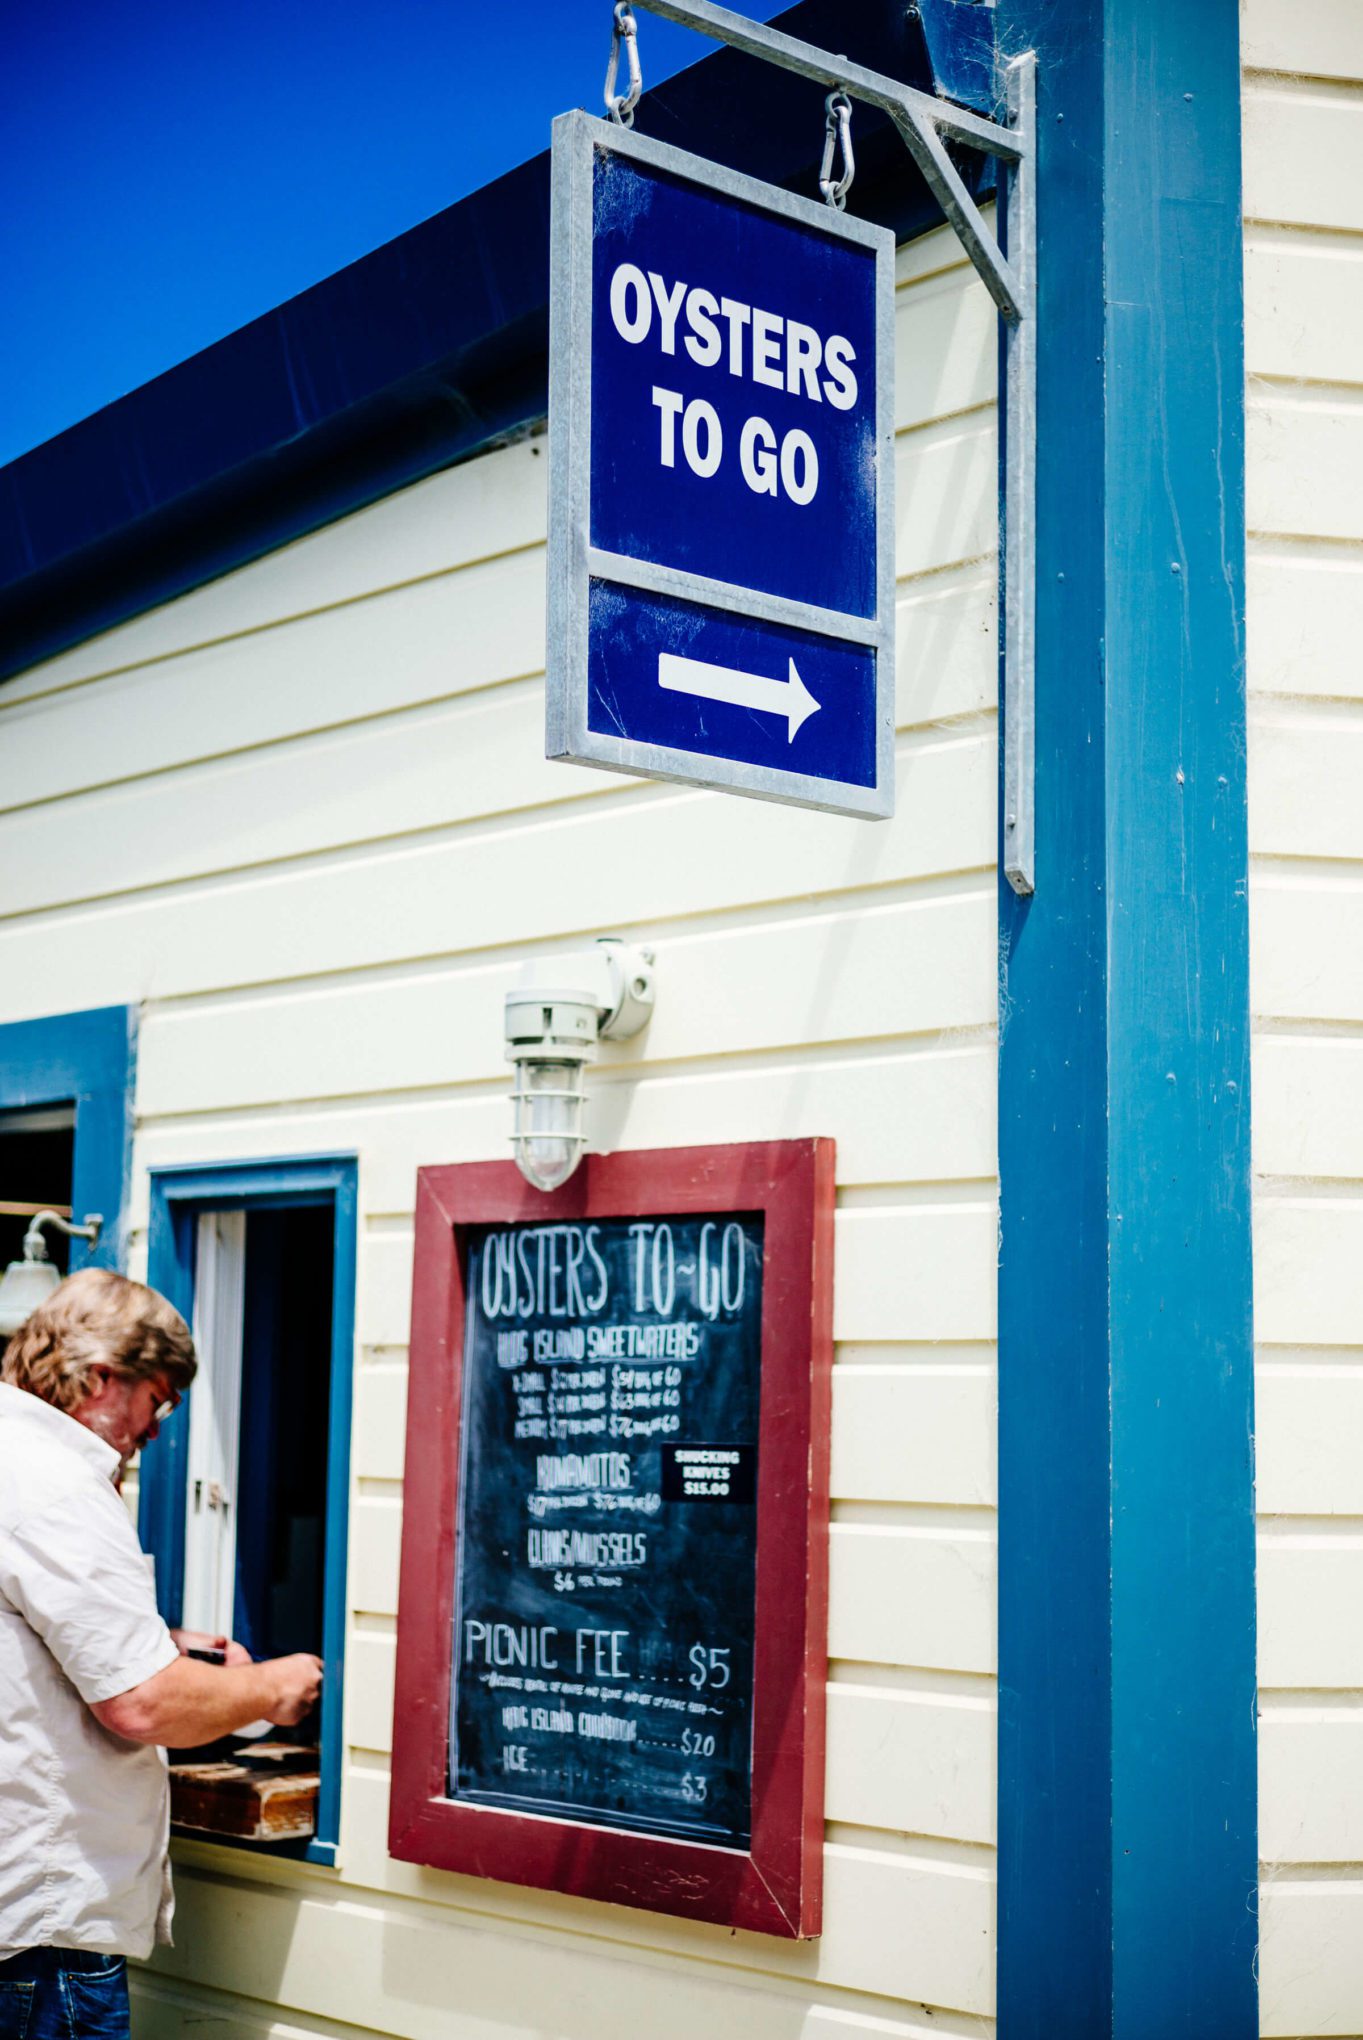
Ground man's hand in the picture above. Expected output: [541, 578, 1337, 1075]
[90, 1651, 324, 1747]
[265, 1654, 325, 1725]
[169, 1628, 253, 1667]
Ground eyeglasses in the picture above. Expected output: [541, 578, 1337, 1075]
[151, 1389, 181, 1425]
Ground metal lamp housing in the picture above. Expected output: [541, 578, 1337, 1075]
[505, 940, 656, 1192]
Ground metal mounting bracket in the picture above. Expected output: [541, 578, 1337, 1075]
[630, 0, 1037, 892]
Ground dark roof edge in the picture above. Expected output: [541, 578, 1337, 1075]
[0, 0, 998, 682]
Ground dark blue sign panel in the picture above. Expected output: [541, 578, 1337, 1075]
[588, 580, 877, 789]
[450, 1213, 764, 1848]
[590, 151, 878, 620]
[548, 113, 895, 820]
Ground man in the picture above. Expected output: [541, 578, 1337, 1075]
[0, 1268, 323, 2038]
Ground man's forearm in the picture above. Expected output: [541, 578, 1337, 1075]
[92, 1656, 290, 1746]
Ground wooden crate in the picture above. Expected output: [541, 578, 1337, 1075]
[170, 1752, 318, 1843]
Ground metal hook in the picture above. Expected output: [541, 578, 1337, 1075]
[605, 4, 643, 128]
[819, 90, 855, 210]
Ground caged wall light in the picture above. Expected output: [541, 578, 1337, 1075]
[0, 1209, 103, 1338]
[505, 938, 657, 1191]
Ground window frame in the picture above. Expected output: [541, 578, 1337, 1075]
[0, 1005, 136, 1270]
[143, 1154, 358, 1867]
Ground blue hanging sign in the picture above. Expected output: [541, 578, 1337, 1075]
[546, 112, 896, 820]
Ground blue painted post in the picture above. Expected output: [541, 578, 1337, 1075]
[995, 0, 1255, 2033]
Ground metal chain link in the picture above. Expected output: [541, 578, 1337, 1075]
[605, 4, 643, 128]
[819, 90, 855, 210]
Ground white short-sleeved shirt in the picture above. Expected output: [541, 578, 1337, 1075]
[0, 1381, 179, 1958]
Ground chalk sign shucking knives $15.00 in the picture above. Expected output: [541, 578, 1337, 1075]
[545, 111, 897, 820]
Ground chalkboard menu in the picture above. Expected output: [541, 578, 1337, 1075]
[450, 1213, 764, 1848]
[390, 1143, 833, 1938]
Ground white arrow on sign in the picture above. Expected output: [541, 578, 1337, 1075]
[658, 651, 821, 744]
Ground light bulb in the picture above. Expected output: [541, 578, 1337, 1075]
[511, 1057, 589, 1192]
[0, 1256, 61, 1339]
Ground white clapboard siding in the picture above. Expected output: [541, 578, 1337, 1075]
[1243, 0, 1363, 81]
[1256, 1034, 1363, 1182]
[351, 1365, 409, 1481]
[1243, 80, 1363, 236]
[149, 1847, 997, 2038]
[357, 1236, 418, 1362]
[2, 441, 551, 711]
[130, 1041, 997, 1212]
[131, 1968, 996, 2040]
[1247, 389, 1363, 543]
[1247, 547, 1363, 703]
[0, 552, 712, 824]
[830, 1365, 996, 1507]
[0, 715, 992, 925]
[1246, 230, 1363, 389]
[1252, 876, 1363, 1024]
[130, 893, 997, 1118]
[347, 1496, 403, 1618]
[825, 1681, 995, 1846]
[131, 1976, 353, 2040]
[1255, 1195, 1363, 1348]
[0, 780, 996, 1024]
[345, 1628, 399, 1755]
[1257, 1361, 1363, 1515]
[0, 211, 1003, 2036]
[0, 556, 995, 868]
[1244, 23, 1363, 2037]
[0, 555, 993, 841]
[1250, 707, 1363, 863]
[828, 1519, 996, 1675]
[832, 1206, 998, 1344]
[896, 567, 997, 729]
[0, 684, 599, 915]
[896, 420, 996, 581]
[1260, 1703, 1363, 1863]
[1259, 1530, 1363, 1690]
[1260, 1880, 1363, 2039]
[329, 1764, 998, 2020]
[0, 544, 550, 815]
[815, 1839, 993, 2016]
[894, 262, 995, 432]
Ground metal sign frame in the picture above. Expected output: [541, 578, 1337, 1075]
[565, 0, 1039, 888]
[546, 109, 898, 821]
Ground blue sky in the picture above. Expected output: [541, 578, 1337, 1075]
[1, 0, 780, 468]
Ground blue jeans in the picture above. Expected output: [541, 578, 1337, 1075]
[0, 1952, 129, 2040]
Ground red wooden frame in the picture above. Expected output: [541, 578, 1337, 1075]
[389, 1140, 834, 1937]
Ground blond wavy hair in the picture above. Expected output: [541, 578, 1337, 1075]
[3, 1267, 197, 1414]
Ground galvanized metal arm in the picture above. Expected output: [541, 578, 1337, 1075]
[632, 0, 1039, 892]
[636, 0, 1028, 314]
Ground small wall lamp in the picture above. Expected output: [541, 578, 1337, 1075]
[505, 938, 657, 1191]
[0, 1209, 104, 1339]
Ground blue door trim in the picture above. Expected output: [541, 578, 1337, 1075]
[143, 1154, 358, 1868]
[0, 1006, 136, 1271]
[995, 1, 1255, 2032]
